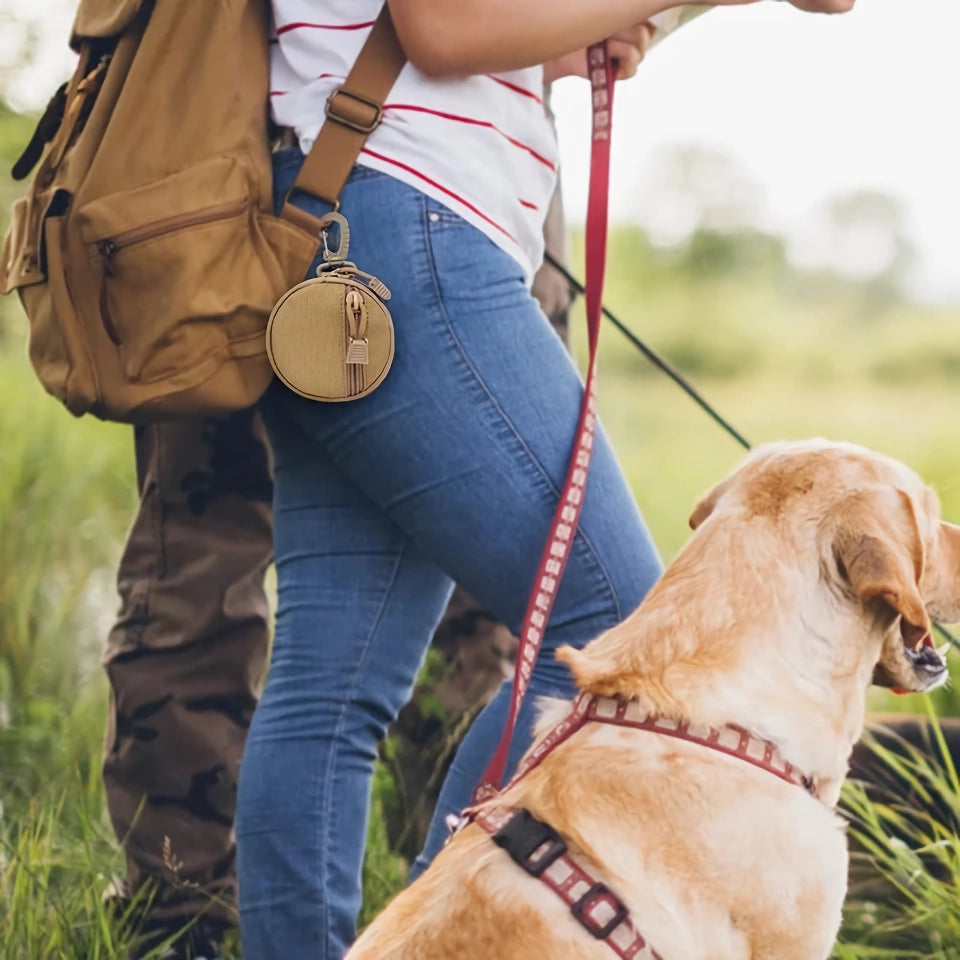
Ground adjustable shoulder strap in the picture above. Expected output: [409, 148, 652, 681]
[279, 4, 406, 235]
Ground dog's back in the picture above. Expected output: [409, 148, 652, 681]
[349, 441, 960, 959]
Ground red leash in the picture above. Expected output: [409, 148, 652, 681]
[473, 43, 616, 802]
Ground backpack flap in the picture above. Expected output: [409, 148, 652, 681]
[70, 0, 146, 49]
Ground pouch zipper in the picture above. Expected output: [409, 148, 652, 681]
[95, 198, 249, 345]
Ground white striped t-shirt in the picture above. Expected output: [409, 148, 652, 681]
[269, 1, 559, 281]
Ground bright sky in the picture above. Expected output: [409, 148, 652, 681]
[552, 0, 960, 302]
[4, 0, 959, 301]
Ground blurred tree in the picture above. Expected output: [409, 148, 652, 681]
[631, 142, 765, 247]
[0, 0, 75, 112]
[0, 99, 33, 169]
[821, 189, 916, 303]
[681, 226, 788, 279]
[0, 7, 36, 97]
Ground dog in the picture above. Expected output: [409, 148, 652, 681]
[346, 440, 960, 960]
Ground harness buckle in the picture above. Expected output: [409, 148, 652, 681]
[571, 882, 629, 939]
[492, 809, 567, 877]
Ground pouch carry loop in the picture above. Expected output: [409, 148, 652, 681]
[268, 4, 406, 403]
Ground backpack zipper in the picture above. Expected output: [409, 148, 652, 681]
[96, 198, 249, 274]
[95, 198, 249, 345]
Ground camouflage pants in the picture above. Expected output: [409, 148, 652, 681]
[102, 172, 573, 928]
[103, 409, 274, 926]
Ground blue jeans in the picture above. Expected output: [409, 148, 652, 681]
[235, 149, 662, 958]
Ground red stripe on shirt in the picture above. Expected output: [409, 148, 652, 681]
[382, 103, 556, 172]
[276, 19, 375, 36]
[518, 199, 539, 211]
[270, 72, 344, 96]
[360, 147, 519, 244]
[487, 75, 543, 106]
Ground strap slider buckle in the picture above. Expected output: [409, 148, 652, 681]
[571, 882, 628, 939]
[324, 88, 383, 134]
[493, 809, 567, 878]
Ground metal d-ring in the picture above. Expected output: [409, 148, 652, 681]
[319, 210, 350, 264]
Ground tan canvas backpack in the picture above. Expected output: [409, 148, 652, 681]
[1, 0, 405, 422]
[1, 0, 323, 421]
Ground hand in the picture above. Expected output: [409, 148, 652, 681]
[785, 0, 856, 10]
[543, 22, 656, 84]
[710, 0, 854, 7]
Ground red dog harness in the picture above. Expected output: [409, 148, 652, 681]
[474, 805, 663, 960]
[500, 692, 820, 801]
[467, 692, 819, 959]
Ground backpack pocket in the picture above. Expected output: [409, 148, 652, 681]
[21, 215, 100, 413]
[2, 193, 100, 414]
[74, 156, 299, 387]
[1, 195, 44, 294]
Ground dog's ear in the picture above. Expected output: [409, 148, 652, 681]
[689, 475, 735, 530]
[826, 488, 930, 647]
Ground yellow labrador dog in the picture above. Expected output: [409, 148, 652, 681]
[347, 440, 960, 960]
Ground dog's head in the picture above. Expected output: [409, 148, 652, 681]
[689, 440, 959, 694]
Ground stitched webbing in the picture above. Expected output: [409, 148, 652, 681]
[279, 6, 406, 233]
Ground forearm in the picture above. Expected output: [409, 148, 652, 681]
[387, 0, 676, 76]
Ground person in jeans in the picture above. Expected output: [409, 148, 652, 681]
[236, 0, 855, 957]
[103, 98, 573, 960]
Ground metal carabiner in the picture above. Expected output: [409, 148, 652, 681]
[319, 210, 351, 264]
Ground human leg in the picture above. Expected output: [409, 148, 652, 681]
[103, 409, 272, 953]
[235, 402, 456, 956]
[236, 155, 661, 955]
[386, 144, 575, 867]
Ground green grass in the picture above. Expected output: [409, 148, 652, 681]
[837, 703, 960, 958]
[0, 333, 133, 784]
[2, 206, 960, 953]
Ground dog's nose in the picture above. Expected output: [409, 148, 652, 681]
[905, 643, 947, 677]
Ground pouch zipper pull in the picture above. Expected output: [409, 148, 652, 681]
[345, 288, 369, 365]
[347, 268, 392, 301]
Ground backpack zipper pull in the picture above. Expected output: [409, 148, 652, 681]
[97, 238, 117, 275]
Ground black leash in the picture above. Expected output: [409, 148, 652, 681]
[545, 252, 750, 451]
[545, 252, 960, 653]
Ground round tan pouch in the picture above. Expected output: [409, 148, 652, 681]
[266, 272, 395, 402]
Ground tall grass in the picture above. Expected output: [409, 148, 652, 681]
[0, 335, 137, 957]
[2, 217, 960, 953]
[837, 705, 960, 958]
[0, 334, 133, 796]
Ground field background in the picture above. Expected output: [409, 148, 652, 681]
[1, 94, 959, 957]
